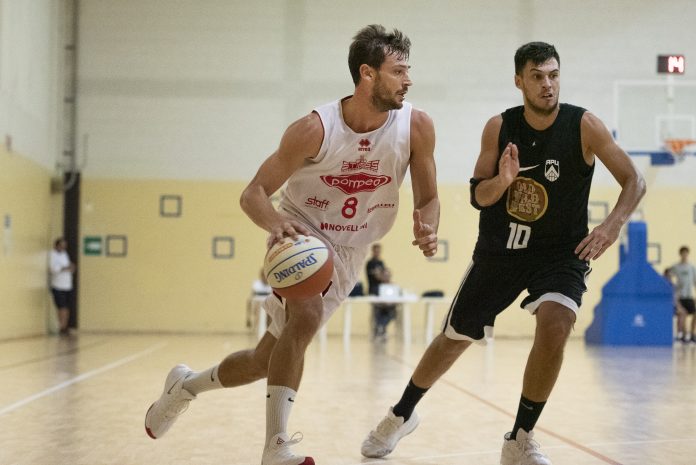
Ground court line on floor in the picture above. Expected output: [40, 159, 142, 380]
[387, 352, 624, 465]
[353, 447, 503, 464]
[0, 342, 166, 417]
[348, 437, 696, 465]
[0, 339, 111, 371]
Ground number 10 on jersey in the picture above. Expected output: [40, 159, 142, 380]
[507, 222, 531, 249]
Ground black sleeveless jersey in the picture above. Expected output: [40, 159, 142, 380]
[473, 103, 594, 258]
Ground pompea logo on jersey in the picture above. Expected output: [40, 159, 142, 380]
[320, 173, 392, 195]
[358, 139, 371, 152]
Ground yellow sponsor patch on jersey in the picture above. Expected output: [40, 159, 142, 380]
[506, 177, 548, 222]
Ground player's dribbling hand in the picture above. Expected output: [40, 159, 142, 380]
[266, 219, 312, 249]
[412, 209, 438, 257]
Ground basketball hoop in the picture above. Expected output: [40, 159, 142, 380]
[663, 138, 696, 163]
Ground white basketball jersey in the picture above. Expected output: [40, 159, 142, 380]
[279, 97, 412, 247]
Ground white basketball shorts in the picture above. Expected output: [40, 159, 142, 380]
[263, 234, 368, 339]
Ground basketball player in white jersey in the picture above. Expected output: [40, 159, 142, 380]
[144, 24, 439, 465]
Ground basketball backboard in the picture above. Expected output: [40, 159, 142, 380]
[614, 79, 696, 149]
[614, 79, 696, 164]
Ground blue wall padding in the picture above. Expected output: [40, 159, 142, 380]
[585, 221, 674, 346]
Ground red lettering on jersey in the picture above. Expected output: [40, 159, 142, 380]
[320, 173, 392, 195]
[341, 155, 380, 172]
[366, 203, 395, 214]
[305, 196, 330, 210]
[320, 222, 368, 232]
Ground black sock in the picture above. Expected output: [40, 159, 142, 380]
[511, 395, 546, 440]
[392, 379, 429, 421]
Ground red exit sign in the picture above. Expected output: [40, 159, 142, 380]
[657, 55, 685, 74]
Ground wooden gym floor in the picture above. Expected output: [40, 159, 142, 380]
[1, 332, 694, 465]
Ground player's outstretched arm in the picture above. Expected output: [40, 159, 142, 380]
[240, 113, 323, 246]
[575, 112, 646, 261]
[409, 109, 439, 257]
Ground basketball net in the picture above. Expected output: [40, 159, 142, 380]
[664, 138, 696, 163]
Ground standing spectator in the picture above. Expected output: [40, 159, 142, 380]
[669, 246, 696, 343]
[663, 268, 688, 342]
[373, 267, 398, 339]
[366, 243, 386, 295]
[49, 237, 75, 336]
[366, 243, 397, 339]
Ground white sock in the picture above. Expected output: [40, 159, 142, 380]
[265, 385, 297, 447]
[182, 365, 223, 395]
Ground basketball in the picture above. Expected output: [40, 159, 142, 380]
[263, 235, 333, 300]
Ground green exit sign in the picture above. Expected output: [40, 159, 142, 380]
[83, 236, 103, 256]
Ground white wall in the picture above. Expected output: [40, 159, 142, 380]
[77, 0, 696, 185]
[0, 0, 63, 339]
[0, 0, 62, 168]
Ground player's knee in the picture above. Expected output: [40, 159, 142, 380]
[286, 301, 323, 337]
[537, 318, 573, 351]
[538, 305, 574, 334]
[439, 335, 470, 358]
[250, 353, 270, 379]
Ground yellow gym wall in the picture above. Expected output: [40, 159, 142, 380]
[0, 147, 57, 340]
[79, 179, 265, 333]
[79, 178, 695, 339]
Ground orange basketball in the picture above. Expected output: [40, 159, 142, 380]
[263, 235, 333, 300]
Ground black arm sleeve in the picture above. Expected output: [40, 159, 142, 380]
[469, 177, 484, 210]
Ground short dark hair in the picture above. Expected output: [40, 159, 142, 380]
[348, 25, 411, 85]
[54, 237, 64, 247]
[514, 42, 560, 75]
[680, 246, 690, 254]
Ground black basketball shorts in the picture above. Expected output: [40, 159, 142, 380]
[51, 288, 71, 308]
[679, 298, 696, 315]
[442, 254, 591, 342]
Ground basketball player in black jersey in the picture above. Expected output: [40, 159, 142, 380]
[362, 42, 645, 465]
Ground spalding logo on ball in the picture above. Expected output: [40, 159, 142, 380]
[263, 235, 333, 300]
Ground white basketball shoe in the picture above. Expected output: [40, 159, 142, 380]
[361, 407, 420, 458]
[500, 429, 552, 465]
[144, 364, 196, 439]
[262, 432, 314, 465]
